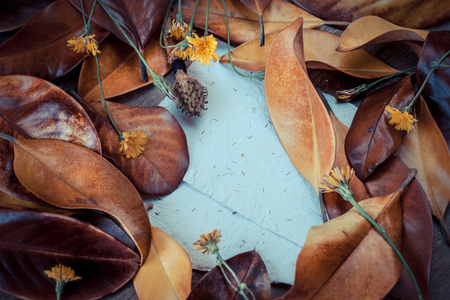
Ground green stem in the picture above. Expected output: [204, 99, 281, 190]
[0, 132, 14, 142]
[368, 66, 416, 89]
[186, 0, 200, 37]
[217, 261, 239, 292]
[216, 252, 251, 300]
[221, 0, 264, 79]
[204, 0, 210, 35]
[159, 0, 174, 48]
[404, 50, 450, 113]
[79, 0, 96, 34]
[55, 282, 63, 300]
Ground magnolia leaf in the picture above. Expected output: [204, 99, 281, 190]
[345, 75, 414, 181]
[77, 33, 170, 100]
[265, 18, 335, 192]
[0, 0, 109, 80]
[0, 75, 101, 203]
[0, 0, 56, 32]
[134, 226, 192, 300]
[221, 29, 399, 78]
[337, 16, 429, 52]
[179, 0, 323, 44]
[2, 136, 151, 264]
[188, 250, 271, 300]
[416, 31, 450, 147]
[292, 0, 450, 28]
[0, 209, 140, 300]
[395, 97, 450, 243]
[82, 99, 189, 196]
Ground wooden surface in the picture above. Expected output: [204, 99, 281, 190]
[1, 11, 450, 300]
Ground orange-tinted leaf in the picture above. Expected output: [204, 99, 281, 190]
[281, 184, 405, 299]
[265, 19, 335, 192]
[345, 75, 414, 181]
[337, 16, 429, 52]
[0, 0, 56, 32]
[395, 97, 450, 243]
[292, 0, 450, 28]
[0, 75, 101, 203]
[221, 29, 399, 78]
[134, 226, 192, 300]
[0, 209, 140, 300]
[0, 0, 108, 80]
[180, 0, 323, 44]
[8, 137, 151, 264]
[188, 251, 271, 300]
[77, 34, 170, 100]
[82, 99, 189, 196]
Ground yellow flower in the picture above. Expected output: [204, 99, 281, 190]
[67, 34, 100, 56]
[119, 130, 148, 159]
[194, 229, 221, 254]
[168, 20, 189, 42]
[171, 45, 195, 60]
[319, 166, 355, 193]
[187, 34, 221, 66]
[385, 106, 417, 133]
[44, 264, 81, 283]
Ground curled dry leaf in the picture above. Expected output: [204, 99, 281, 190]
[180, 0, 323, 44]
[416, 31, 450, 147]
[395, 97, 450, 244]
[134, 226, 192, 300]
[0, 0, 56, 32]
[77, 33, 170, 100]
[7, 137, 151, 264]
[345, 75, 414, 181]
[188, 250, 271, 300]
[337, 16, 429, 52]
[221, 29, 399, 78]
[265, 18, 335, 192]
[82, 99, 189, 196]
[0, 210, 140, 300]
[281, 184, 405, 299]
[0, 0, 109, 80]
[292, 0, 450, 29]
[0, 75, 101, 203]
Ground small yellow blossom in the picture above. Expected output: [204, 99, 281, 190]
[319, 166, 355, 193]
[171, 45, 195, 60]
[67, 34, 100, 56]
[194, 229, 221, 254]
[187, 34, 221, 66]
[168, 20, 189, 42]
[385, 106, 417, 133]
[44, 264, 81, 300]
[119, 130, 148, 159]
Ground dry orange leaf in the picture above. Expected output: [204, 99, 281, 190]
[77, 33, 170, 100]
[134, 226, 192, 300]
[281, 184, 405, 299]
[395, 97, 450, 243]
[8, 137, 151, 264]
[180, 0, 323, 44]
[265, 19, 335, 192]
[337, 16, 429, 52]
[221, 29, 399, 78]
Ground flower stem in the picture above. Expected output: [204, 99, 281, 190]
[55, 282, 63, 300]
[0, 132, 14, 142]
[204, 0, 210, 35]
[368, 66, 416, 89]
[159, 0, 174, 48]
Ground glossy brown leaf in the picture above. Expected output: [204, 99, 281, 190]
[337, 16, 429, 52]
[82, 99, 189, 196]
[134, 226, 192, 300]
[0, 0, 109, 80]
[7, 137, 151, 264]
[345, 75, 414, 181]
[395, 97, 450, 243]
[416, 31, 450, 147]
[77, 33, 170, 100]
[364, 157, 433, 300]
[0, 209, 140, 300]
[180, 0, 324, 44]
[221, 29, 399, 78]
[265, 19, 335, 192]
[0, 75, 101, 203]
[188, 250, 271, 300]
[0, 0, 56, 32]
[292, 0, 450, 28]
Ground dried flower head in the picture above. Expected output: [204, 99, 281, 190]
[320, 166, 355, 200]
[67, 34, 100, 56]
[171, 45, 195, 61]
[194, 229, 221, 254]
[173, 69, 208, 117]
[187, 34, 221, 66]
[336, 83, 369, 102]
[385, 106, 417, 133]
[119, 130, 148, 159]
[168, 19, 189, 42]
[44, 264, 82, 283]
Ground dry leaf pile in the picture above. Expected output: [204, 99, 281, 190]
[0, 0, 449, 299]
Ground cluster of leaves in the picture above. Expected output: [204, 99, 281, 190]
[0, 0, 449, 299]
